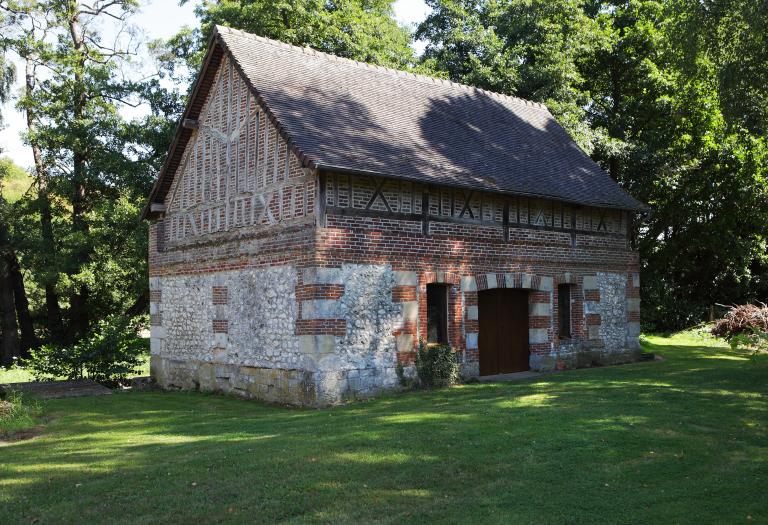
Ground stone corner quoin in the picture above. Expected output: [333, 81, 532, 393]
[146, 42, 643, 407]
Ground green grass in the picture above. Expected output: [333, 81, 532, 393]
[0, 366, 36, 384]
[0, 354, 151, 384]
[0, 332, 766, 524]
[0, 391, 42, 438]
[0, 157, 33, 203]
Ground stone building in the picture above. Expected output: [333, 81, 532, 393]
[144, 26, 646, 406]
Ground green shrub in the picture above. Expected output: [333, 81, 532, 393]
[0, 389, 42, 438]
[415, 342, 460, 388]
[727, 328, 768, 356]
[395, 360, 407, 387]
[25, 315, 148, 386]
[712, 304, 768, 356]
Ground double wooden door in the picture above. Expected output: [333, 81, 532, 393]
[478, 289, 530, 375]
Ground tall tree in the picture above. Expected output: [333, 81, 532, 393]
[158, 0, 417, 85]
[417, 0, 610, 152]
[0, 157, 39, 361]
[0, 169, 20, 365]
[418, 0, 768, 329]
[3, 1, 67, 340]
[0, 7, 14, 128]
[1, 0, 178, 344]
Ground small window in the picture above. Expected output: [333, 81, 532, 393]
[558, 284, 572, 339]
[427, 284, 449, 344]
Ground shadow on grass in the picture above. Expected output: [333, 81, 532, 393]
[1, 337, 767, 524]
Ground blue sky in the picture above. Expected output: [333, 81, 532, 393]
[0, 0, 430, 169]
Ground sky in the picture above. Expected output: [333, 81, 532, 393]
[0, 0, 430, 170]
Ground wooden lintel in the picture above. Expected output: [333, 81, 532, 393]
[315, 172, 327, 227]
[502, 200, 510, 241]
[150, 203, 167, 213]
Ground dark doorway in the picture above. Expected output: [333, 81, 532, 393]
[478, 289, 529, 375]
[427, 283, 449, 344]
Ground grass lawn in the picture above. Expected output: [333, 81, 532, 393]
[1, 332, 766, 524]
[0, 355, 151, 384]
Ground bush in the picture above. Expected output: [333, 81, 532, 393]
[25, 315, 148, 386]
[712, 303, 768, 338]
[415, 342, 460, 388]
[0, 389, 42, 438]
[712, 304, 768, 354]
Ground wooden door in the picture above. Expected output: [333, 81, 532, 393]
[478, 289, 529, 375]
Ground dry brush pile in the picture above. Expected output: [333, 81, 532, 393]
[711, 304, 768, 347]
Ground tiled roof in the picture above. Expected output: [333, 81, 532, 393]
[146, 26, 646, 215]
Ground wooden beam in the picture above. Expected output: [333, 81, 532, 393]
[325, 204, 625, 239]
[182, 118, 199, 130]
[150, 203, 166, 213]
[315, 172, 327, 227]
[503, 200, 510, 241]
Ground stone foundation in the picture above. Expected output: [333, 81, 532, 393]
[151, 355, 397, 407]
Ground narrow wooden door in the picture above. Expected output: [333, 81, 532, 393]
[478, 289, 529, 375]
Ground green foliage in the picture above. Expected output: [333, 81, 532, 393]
[394, 360, 407, 387]
[0, 158, 33, 203]
[0, 17, 14, 127]
[25, 315, 148, 386]
[415, 341, 460, 388]
[727, 328, 768, 357]
[0, 0, 178, 351]
[419, 0, 768, 330]
[161, 0, 418, 84]
[0, 389, 41, 438]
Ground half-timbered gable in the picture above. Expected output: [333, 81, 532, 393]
[161, 54, 314, 249]
[145, 26, 646, 407]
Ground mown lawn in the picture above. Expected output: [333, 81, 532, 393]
[1, 332, 765, 524]
[0, 355, 151, 384]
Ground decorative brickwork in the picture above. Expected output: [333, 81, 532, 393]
[212, 286, 228, 305]
[212, 319, 229, 333]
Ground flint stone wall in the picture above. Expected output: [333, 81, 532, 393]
[551, 271, 640, 370]
[150, 264, 402, 406]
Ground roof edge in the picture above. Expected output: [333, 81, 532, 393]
[143, 26, 648, 220]
[142, 29, 223, 220]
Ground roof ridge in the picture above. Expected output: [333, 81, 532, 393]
[214, 25, 550, 114]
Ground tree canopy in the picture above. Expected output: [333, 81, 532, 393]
[418, 0, 768, 329]
[0, 0, 765, 360]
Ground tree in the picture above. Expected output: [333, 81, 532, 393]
[416, 0, 610, 152]
[0, 169, 20, 365]
[0, 7, 14, 128]
[418, 0, 768, 330]
[0, 0, 179, 346]
[158, 0, 417, 85]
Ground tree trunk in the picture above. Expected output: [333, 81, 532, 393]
[0, 268, 19, 367]
[8, 252, 37, 356]
[67, 9, 91, 342]
[24, 55, 65, 343]
[125, 290, 149, 318]
[0, 218, 19, 366]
